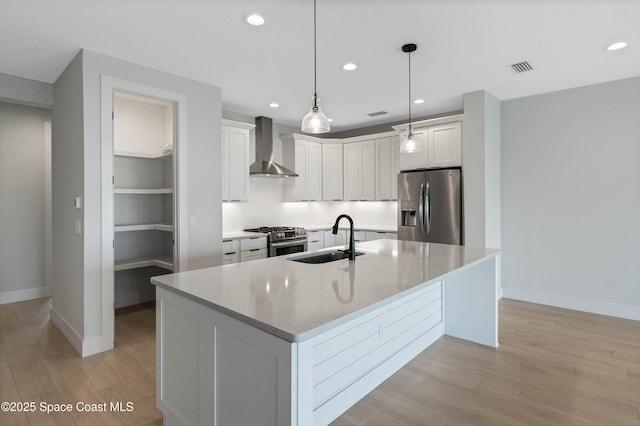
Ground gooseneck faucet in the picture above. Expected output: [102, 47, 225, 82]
[332, 214, 356, 261]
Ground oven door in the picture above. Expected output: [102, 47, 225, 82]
[270, 238, 308, 257]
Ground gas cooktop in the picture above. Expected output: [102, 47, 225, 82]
[244, 226, 307, 242]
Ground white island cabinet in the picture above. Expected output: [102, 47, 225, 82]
[152, 240, 500, 425]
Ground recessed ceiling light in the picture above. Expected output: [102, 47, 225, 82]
[414, 99, 424, 104]
[269, 102, 279, 108]
[342, 63, 357, 71]
[246, 14, 265, 26]
[606, 41, 628, 51]
[328, 118, 333, 122]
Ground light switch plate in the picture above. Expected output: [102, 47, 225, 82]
[74, 197, 82, 209]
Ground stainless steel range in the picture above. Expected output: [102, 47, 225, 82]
[244, 226, 308, 257]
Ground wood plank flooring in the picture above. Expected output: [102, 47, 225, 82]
[0, 299, 162, 425]
[1, 298, 638, 425]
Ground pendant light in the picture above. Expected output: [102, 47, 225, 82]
[400, 43, 421, 153]
[301, 0, 330, 134]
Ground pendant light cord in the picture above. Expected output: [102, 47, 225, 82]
[313, 0, 318, 107]
[407, 49, 412, 135]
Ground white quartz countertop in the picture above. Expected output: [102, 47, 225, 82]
[151, 239, 499, 342]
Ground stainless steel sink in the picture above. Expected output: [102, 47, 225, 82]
[287, 250, 364, 264]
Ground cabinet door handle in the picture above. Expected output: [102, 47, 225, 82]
[224, 252, 237, 255]
[249, 249, 260, 252]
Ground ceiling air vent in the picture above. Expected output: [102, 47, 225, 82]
[367, 111, 388, 117]
[510, 61, 534, 74]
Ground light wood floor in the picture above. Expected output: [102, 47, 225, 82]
[1, 298, 638, 425]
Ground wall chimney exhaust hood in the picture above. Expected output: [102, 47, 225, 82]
[249, 116, 298, 177]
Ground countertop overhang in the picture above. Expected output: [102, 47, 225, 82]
[151, 239, 500, 342]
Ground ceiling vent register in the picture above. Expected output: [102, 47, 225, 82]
[510, 61, 534, 73]
[367, 111, 388, 117]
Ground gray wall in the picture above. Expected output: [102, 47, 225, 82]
[501, 77, 640, 319]
[462, 91, 501, 249]
[52, 53, 85, 335]
[0, 72, 53, 108]
[52, 49, 223, 355]
[0, 102, 51, 302]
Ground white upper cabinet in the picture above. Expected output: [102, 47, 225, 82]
[398, 121, 462, 171]
[322, 144, 343, 201]
[343, 140, 375, 201]
[375, 136, 399, 200]
[343, 142, 360, 201]
[222, 119, 253, 201]
[429, 122, 462, 168]
[282, 136, 322, 201]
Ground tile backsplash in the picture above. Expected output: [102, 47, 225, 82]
[222, 177, 397, 231]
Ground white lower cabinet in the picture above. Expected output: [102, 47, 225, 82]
[323, 230, 335, 248]
[353, 230, 366, 243]
[156, 280, 443, 426]
[222, 252, 240, 265]
[364, 231, 397, 241]
[240, 237, 267, 262]
[222, 236, 268, 264]
[240, 248, 268, 262]
[307, 230, 324, 252]
[333, 229, 348, 246]
[222, 239, 240, 265]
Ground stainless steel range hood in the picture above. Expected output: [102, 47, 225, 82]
[249, 116, 298, 177]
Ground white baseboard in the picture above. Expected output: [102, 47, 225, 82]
[0, 286, 51, 305]
[501, 288, 640, 321]
[50, 306, 83, 355]
[50, 306, 110, 357]
[114, 288, 155, 309]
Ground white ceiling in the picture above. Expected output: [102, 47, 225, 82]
[1, 0, 638, 132]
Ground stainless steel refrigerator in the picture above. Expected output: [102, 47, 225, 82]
[397, 168, 462, 244]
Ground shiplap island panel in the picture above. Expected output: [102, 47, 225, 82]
[152, 239, 500, 425]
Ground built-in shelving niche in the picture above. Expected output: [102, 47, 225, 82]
[113, 92, 176, 309]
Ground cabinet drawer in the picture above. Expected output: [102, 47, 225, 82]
[240, 237, 267, 251]
[222, 239, 239, 253]
[353, 230, 365, 242]
[222, 252, 239, 265]
[364, 231, 397, 241]
[307, 230, 323, 240]
[240, 248, 267, 262]
[308, 240, 323, 252]
[311, 282, 442, 407]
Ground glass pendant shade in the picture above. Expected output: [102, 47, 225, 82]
[400, 131, 421, 153]
[301, 96, 330, 134]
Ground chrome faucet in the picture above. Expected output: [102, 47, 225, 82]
[332, 214, 356, 261]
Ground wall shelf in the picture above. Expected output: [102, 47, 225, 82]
[115, 255, 174, 272]
[114, 188, 173, 195]
[115, 149, 172, 159]
[114, 223, 173, 232]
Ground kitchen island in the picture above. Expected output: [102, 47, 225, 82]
[151, 239, 500, 426]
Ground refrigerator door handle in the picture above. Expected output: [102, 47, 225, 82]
[419, 182, 425, 234]
[425, 181, 431, 235]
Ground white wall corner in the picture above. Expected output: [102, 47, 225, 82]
[50, 306, 110, 357]
[501, 287, 640, 321]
